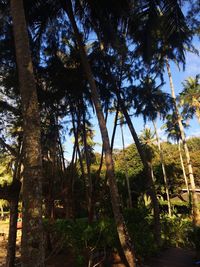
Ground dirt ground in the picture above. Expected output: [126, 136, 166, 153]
[146, 247, 197, 267]
[0, 220, 21, 267]
[0, 221, 9, 266]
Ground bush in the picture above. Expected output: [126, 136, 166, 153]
[44, 218, 118, 267]
[44, 210, 197, 266]
[188, 226, 200, 251]
[161, 215, 193, 248]
[124, 206, 158, 257]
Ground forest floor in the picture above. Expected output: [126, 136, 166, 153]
[0, 220, 199, 267]
[145, 247, 198, 267]
[45, 248, 199, 267]
[0, 220, 21, 266]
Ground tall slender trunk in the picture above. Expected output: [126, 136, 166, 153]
[111, 106, 119, 152]
[178, 140, 190, 197]
[0, 204, 3, 217]
[96, 109, 109, 177]
[153, 120, 172, 217]
[58, 132, 66, 174]
[63, 1, 136, 265]
[120, 119, 133, 209]
[116, 92, 161, 245]
[6, 199, 19, 267]
[6, 142, 22, 267]
[166, 57, 200, 225]
[10, 0, 44, 266]
[82, 108, 93, 222]
[98, 50, 161, 244]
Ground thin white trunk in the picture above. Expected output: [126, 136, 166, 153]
[166, 57, 200, 225]
[120, 122, 133, 209]
[178, 140, 190, 197]
[0, 204, 4, 218]
[153, 120, 172, 217]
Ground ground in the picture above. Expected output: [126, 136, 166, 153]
[145, 247, 197, 267]
[0, 221, 199, 267]
[0, 220, 21, 266]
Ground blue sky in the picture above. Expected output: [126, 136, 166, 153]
[63, 39, 200, 161]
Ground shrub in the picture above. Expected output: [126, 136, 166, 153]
[161, 215, 193, 248]
[124, 207, 158, 257]
[188, 226, 200, 251]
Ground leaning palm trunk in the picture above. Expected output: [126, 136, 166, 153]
[166, 58, 200, 225]
[120, 119, 133, 208]
[116, 92, 161, 245]
[10, 0, 44, 266]
[178, 140, 190, 198]
[82, 108, 93, 222]
[111, 106, 120, 152]
[63, 1, 136, 265]
[153, 120, 172, 217]
[99, 54, 161, 244]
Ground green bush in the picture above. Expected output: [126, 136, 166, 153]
[44, 218, 118, 267]
[124, 207, 158, 258]
[188, 226, 200, 251]
[161, 215, 193, 248]
[44, 210, 197, 266]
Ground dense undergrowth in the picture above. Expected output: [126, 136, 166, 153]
[43, 207, 200, 266]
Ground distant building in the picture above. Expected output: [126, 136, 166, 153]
[171, 189, 200, 203]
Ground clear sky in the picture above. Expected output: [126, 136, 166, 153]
[63, 38, 200, 161]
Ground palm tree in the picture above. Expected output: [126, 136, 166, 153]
[139, 128, 156, 181]
[93, 52, 162, 245]
[166, 58, 200, 225]
[180, 75, 200, 124]
[164, 113, 190, 204]
[10, 0, 44, 266]
[115, 90, 162, 246]
[132, 77, 173, 216]
[62, 2, 136, 265]
[153, 120, 172, 217]
[119, 112, 133, 209]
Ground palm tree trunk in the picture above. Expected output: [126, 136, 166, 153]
[166, 57, 200, 225]
[96, 109, 108, 177]
[6, 199, 19, 267]
[153, 120, 172, 217]
[0, 204, 3, 218]
[111, 106, 120, 152]
[120, 120, 133, 209]
[64, 1, 136, 265]
[6, 142, 22, 267]
[82, 108, 93, 222]
[99, 54, 161, 244]
[116, 92, 161, 245]
[10, 0, 44, 266]
[178, 140, 190, 197]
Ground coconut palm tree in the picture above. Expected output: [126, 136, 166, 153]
[180, 75, 200, 124]
[119, 112, 133, 208]
[139, 127, 157, 184]
[166, 58, 200, 225]
[132, 76, 173, 216]
[62, 2, 136, 264]
[164, 113, 190, 201]
[10, 0, 44, 266]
